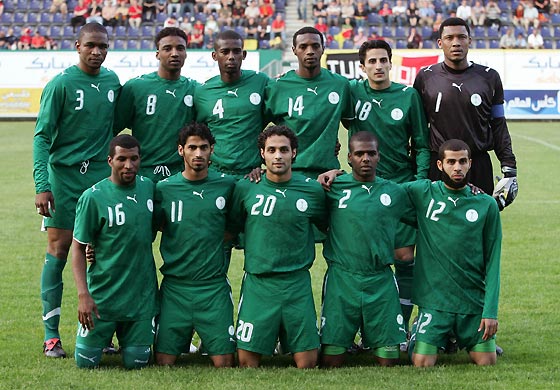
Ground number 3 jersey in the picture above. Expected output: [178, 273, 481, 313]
[402, 180, 502, 318]
[229, 175, 327, 275]
[154, 171, 236, 281]
[73, 177, 158, 321]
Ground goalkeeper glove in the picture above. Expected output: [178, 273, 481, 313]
[492, 167, 518, 211]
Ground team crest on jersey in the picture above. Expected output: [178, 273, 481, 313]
[391, 108, 404, 121]
[296, 198, 308, 212]
[216, 196, 226, 210]
[107, 90, 115, 103]
[249, 92, 261, 105]
[470, 94, 482, 106]
[328, 92, 340, 104]
[184, 95, 194, 107]
[147, 199, 153, 212]
[465, 209, 478, 222]
[379, 193, 391, 206]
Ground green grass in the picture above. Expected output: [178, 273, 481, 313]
[0, 121, 559, 389]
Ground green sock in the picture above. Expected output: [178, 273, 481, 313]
[41, 253, 66, 341]
[394, 259, 414, 332]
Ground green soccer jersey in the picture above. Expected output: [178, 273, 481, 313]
[323, 174, 414, 275]
[154, 171, 236, 281]
[114, 72, 199, 169]
[402, 180, 501, 318]
[348, 80, 430, 183]
[194, 70, 269, 175]
[33, 65, 121, 193]
[73, 176, 158, 321]
[265, 69, 354, 174]
[229, 174, 327, 274]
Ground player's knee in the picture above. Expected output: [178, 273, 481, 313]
[412, 353, 437, 367]
[155, 352, 177, 366]
[122, 345, 152, 369]
[470, 351, 497, 366]
[210, 353, 235, 368]
[75, 345, 103, 369]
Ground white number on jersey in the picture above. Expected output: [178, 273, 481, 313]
[213, 98, 224, 119]
[250, 194, 277, 216]
[338, 189, 351, 208]
[170, 200, 183, 223]
[417, 312, 433, 334]
[425, 199, 446, 221]
[355, 100, 372, 121]
[75, 89, 84, 111]
[77, 325, 89, 338]
[288, 96, 304, 117]
[107, 203, 125, 227]
[236, 320, 254, 342]
[146, 94, 157, 115]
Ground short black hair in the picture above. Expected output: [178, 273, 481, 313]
[109, 134, 141, 157]
[349, 131, 378, 152]
[215, 29, 244, 50]
[439, 17, 471, 38]
[292, 26, 324, 48]
[258, 125, 298, 163]
[177, 122, 216, 147]
[358, 39, 392, 65]
[78, 22, 108, 41]
[155, 27, 188, 49]
[438, 139, 471, 160]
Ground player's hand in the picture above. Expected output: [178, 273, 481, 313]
[77, 292, 100, 331]
[85, 244, 96, 264]
[478, 318, 498, 341]
[245, 167, 265, 183]
[35, 191, 55, 217]
[334, 139, 341, 157]
[492, 167, 518, 211]
[317, 169, 344, 191]
[467, 183, 484, 195]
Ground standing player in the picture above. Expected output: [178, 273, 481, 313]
[72, 135, 158, 369]
[154, 123, 236, 367]
[405, 139, 501, 367]
[265, 26, 354, 180]
[320, 132, 410, 368]
[114, 27, 198, 182]
[194, 29, 270, 180]
[33, 22, 121, 358]
[413, 17, 518, 207]
[229, 126, 327, 368]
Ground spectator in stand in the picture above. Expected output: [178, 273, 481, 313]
[392, 0, 407, 27]
[456, 0, 472, 25]
[128, 0, 143, 28]
[523, 2, 540, 30]
[0, 31, 8, 50]
[257, 16, 271, 41]
[271, 12, 286, 41]
[193, 0, 208, 13]
[50, 0, 69, 15]
[515, 32, 527, 48]
[18, 27, 32, 50]
[440, 0, 458, 18]
[368, 0, 382, 13]
[259, 0, 274, 24]
[418, 0, 436, 26]
[340, 0, 355, 20]
[31, 29, 47, 49]
[244, 0, 260, 20]
[206, 0, 222, 14]
[354, 1, 368, 27]
[334, 16, 354, 46]
[102, 0, 118, 28]
[407, 1, 420, 27]
[164, 13, 179, 26]
[534, 0, 550, 17]
[512, 3, 525, 27]
[4, 28, 18, 50]
[189, 20, 204, 47]
[379, 2, 393, 26]
[206, 13, 219, 31]
[245, 16, 259, 38]
[87, 0, 104, 24]
[313, 0, 328, 21]
[484, 0, 502, 29]
[156, 0, 167, 15]
[353, 26, 367, 47]
[217, 0, 233, 27]
[407, 25, 423, 48]
[551, 0, 559, 14]
[499, 26, 516, 48]
[326, 0, 342, 26]
[527, 27, 544, 48]
[232, 0, 245, 25]
[471, 0, 485, 26]
[204, 26, 216, 48]
[45, 35, 57, 50]
[315, 16, 329, 36]
[0, 0, 4, 16]
[71, 0, 89, 32]
[142, 0, 157, 22]
[115, 0, 129, 27]
[167, 0, 181, 16]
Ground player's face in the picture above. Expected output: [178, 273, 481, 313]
[76, 31, 109, 75]
[437, 149, 471, 189]
[438, 25, 471, 68]
[360, 48, 392, 89]
[261, 135, 296, 182]
[348, 140, 379, 182]
[108, 146, 140, 186]
[156, 35, 187, 75]
[212, 38, 246, 76]
[293, 33, 324, 72]
[178, 135, 213, 173]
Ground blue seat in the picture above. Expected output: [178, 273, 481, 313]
[60, 39, 74, 49]
[489, 39, 500, 48]
[473, 26, 485, 38]
[156, 12, 167, 23]
[115, 25, 127, 37]
[1, 12, 14, 24]
[49, 25, 61, 37]
[328, 40, 339, 49]
[141, 25, 153, 38]
[195, 12, 206, 23]
[367, 12, 382, 25]
[543, 39, 553, 49]
[551, 13, 560, 25]
[234, 25, 247, 38]
[423, 39, 434, 48]
[382, 26, 393, 37]
[541, 26, 552, 38]
[396, 39, 407, 49]
[342, 39, 354, 49]
[62, 25, 74, 37]
[554, 26, 560, 38]
[13, 11, 26, 24]
[259, 39, 271, 49]
[140, 39, 153, 50]
[52, 12, 64, 24]
[329, 26, 340, 36]
[37, 25, 49, 36]
[40, 11, 51, 23]
[421, 26, 432, 39]
[128, 27, 141, 37]
[28, 0, 42, 10]
[475, 39, 487, 49]
[105, 25, 113, 37]
[113, 39, 126, 49]
[487, 26, 499, 38]
[395, 26, 407, 38]
[127, 39, 139, 50]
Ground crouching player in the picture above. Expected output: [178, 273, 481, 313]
[72, 135, 158, 369]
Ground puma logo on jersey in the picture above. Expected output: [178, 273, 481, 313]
[275, 189, 287, 197]
[371, 98, 382, 108]
[423, 65, 434, 72]
[221, 173, 226, 177]
[91, 185, 99, 193]
[193, 190, 204, 199]
[78, 353, 97, 364]
[90, 83, 100, 92]
[134, 358, 149, 364]
[447, 196, 459, 206]
[227, 88, 238, 97]
[452, 83, 463, 91]
[166, 89, 176, 97]
[307, 87, 318, 95]
[361, 185, 372, 194]
[127, 194, 137, 203]
[485, 67, 491, 72]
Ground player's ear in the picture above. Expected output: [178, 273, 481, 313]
[211, 51, 218, 61]
[177, 144, 183, 156]
[292, 148, 297, 160]
[242, 50, 247, 59]
[437, 39, 442, 49]
[436, 159, 443, 172]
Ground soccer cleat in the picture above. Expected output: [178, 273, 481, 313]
[496, 344, 504, 356]
[43, 338, 67, 358]
[443, 337, 459, 354]
[103, 342, 120, 355]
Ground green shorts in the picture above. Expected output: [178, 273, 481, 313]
[139, 162, 184, 182]
[413, 307, 496, 352]
[44, 162, 109, 230]
[394, 221, 416, 249]
[236, 270, 320, 355]
[155, 277, 236, 356]
[320, 265, 407, 352]
[75, 317, 155, 349]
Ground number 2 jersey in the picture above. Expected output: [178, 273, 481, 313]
[73, 177, 158, 321]
[402, 179, 501, 318]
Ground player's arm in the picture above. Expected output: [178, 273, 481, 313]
[311, 188, 329, 233]
[112, 81, 134, 136]
[340, 78, 355, 129]
[409, 90, 431, 179]
[72, 239, 99, 330]
[398, 181, 419, 228]
[317, 169, 345, 191]
[226, 180, 248, 236]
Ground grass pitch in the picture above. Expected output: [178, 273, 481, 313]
[0, 121, 558, 389]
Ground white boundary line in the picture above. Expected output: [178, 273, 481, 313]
[512, 133, 560, 152]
